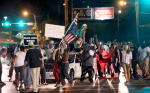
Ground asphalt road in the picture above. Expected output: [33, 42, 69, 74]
[1, 64, 150, 93]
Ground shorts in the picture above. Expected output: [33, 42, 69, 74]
[121, 62, 131, 67]
[139, 61, 149, 70]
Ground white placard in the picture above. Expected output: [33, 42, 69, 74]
[45, 24, 65, 39]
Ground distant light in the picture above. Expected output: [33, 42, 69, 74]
[124, 2, 126, 5]
[2, 23, 4, 26]
[5, 22, 9, 26]
[120, 1, 126, 5]
[87, 6, 89, 8]
[4, 16, 7, 20]
[63, 3, 65, 6]
[39, 30, 42, 33]
[24, 12, 28, 16]
[120, 1, 124, 5]
[27, 22, 33, 25]
[118, 10, 122, 13]
[100, 42, 102, 45]
[10, 24, 11, 26]
[20, 23, 23, 26]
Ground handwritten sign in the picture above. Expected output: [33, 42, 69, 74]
[45, 24, 65, 39]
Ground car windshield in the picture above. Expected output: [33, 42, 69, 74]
[69, 54, 75, 63]
[76, 54, 82, 63]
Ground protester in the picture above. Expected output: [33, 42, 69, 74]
[101, 45, 109, 77]
[130, 43, 139, 79]
[8, 47, 15, 80]
[121, 44, 132, 84]
[138, 43, 150, 79]
[39, 42, 48, 85]
[8, 46, 25, 89]
[53, 43, 61, 87]
[0, 47, 7, 86]
[107, 45, 114, 78]
[76, 37, 83, 49]
[24, 42, 44, 93]
[60, 36, 75, 88]
[78, 43, 94, 84]
[23, 47, 31, 89]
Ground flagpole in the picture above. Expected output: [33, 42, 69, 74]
[64, 13, 79, 36]
[59, 13, 79, 45]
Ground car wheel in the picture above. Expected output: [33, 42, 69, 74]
[70, 70, 74, 80]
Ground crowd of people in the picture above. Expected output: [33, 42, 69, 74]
[0, 24, 150, 93]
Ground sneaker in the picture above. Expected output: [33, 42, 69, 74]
[90, 81, 94, 85]
[19, 86, 24, 90]
[143, 75, 147, 79]
[60, 85, 66, 88]
[125, 81, 130, 85]
[25, 87, 31, 89]
[106, 74, 111, 78]
[77, 81, 84, 85]
[54, 83, 61, 88]
[103, 74, 106, 77]
[114, 73, 118, 77]
[71, 81, 75, 87]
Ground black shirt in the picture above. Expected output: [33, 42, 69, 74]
[131, 46, 138, 61]
[25, 48, 42, 68]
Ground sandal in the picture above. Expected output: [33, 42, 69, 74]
[42, 83, 48, 85]
[0, 82, 6, 86]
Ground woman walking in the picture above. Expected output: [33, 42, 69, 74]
[121, 44, 132, 85]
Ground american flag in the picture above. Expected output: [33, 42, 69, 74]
[61, 14, 78, 44]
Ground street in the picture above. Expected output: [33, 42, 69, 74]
[1, 63, 150, 93]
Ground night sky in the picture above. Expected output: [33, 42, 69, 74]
[0, 0, 150, 42]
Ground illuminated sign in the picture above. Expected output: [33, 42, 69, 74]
[73, 8, 92, 20]
[23, 35, 38, 46]
[94, 7, 114, 20]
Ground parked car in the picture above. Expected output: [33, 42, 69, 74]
[68, 52, 97, 79]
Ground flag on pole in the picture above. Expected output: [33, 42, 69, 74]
[61, 14, 78, 44]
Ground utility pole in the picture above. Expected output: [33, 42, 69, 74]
[65, 0, 68, 27]
[58, 0, 60, 14]
[71, 0, 73, 21]
[135, 0, 139, 43]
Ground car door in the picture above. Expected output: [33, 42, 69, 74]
[75, 53, 82, 78]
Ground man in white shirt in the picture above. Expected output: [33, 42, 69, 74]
[138, 43, 150, 78]
[12, 46, 26, 89]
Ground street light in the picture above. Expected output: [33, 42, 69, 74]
[23, 11, 37, 30]
[118, 10, 122, 13]
[63, 3, 65, 6]
[118, 10, 122, 34]
[120, 1, 127, 5]
[24, 12, 28, 16]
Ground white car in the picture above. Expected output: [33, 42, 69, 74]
[68, 52, 97, 79]
[44, 58, 55, 80]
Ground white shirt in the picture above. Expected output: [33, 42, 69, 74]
[121, 50, 132, 64]
[76, 40, 82, 48]
[89, 50, 94, 56]
[15, 52, 26, 67]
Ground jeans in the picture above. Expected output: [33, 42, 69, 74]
[113, 58, 120, 73]
[108, 60, 112, 74]
[40, 68, 46, 84]
[60, 63, 73, 86]
[8, 62, 14, 77]
[80, 66, 93, 83]
[24, 66, 31, 87]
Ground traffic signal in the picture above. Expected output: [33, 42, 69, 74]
[19, 20, 24, 26]
[2, 22, 11, 27]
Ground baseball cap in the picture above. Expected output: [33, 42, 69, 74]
[28, 42, 34, 46]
